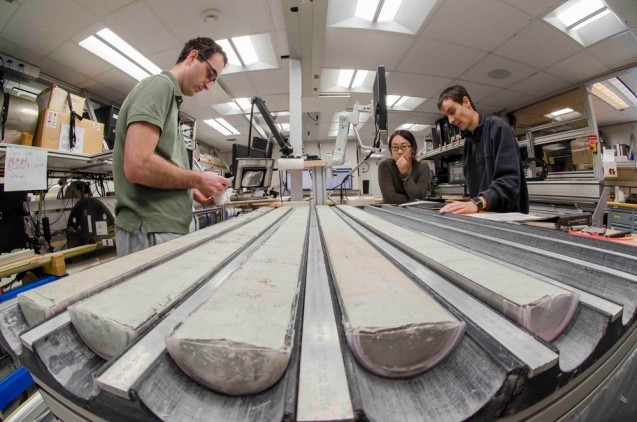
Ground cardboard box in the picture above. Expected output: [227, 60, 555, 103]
[37, 85, 86, 115]
[33, 109, 104, 155]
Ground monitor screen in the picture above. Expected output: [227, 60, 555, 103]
[448, 161, 465, 184]
[373, 65, 388, 139]
[286, 168, 353, 191]
[231, 143, 266, 175]
[251, 136, 273, 158]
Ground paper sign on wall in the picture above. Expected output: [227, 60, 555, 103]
[4, 146, 48, 191]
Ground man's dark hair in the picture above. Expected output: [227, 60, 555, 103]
[176, 37, 228, 66]
[389, 130, 418, 159]
[437, 85, 477, 112]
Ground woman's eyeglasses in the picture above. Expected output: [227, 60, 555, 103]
[197, 51, 218, 83]
[391, 145, 412, 152]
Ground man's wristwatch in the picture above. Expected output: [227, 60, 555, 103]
[471, 196, 484, 211]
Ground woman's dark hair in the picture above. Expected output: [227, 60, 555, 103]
[437, 85, 477, 112]
[176, 37, 228, 67]
[389, 130, 418, 160]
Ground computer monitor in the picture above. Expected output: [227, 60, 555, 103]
[231, 143, 266, 176]
[251, 136, 273, 158]
[232, 158, 275, 192]
[373, 65, 388, 145]
[285, 168, 353, 191]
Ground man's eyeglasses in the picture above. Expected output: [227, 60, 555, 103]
[197, 51, 218, 83]
[391, 145, 412, 152]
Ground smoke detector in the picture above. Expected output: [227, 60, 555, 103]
[202, 9, 219, 24]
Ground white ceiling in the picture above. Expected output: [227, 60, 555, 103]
[1, 0, 636, 152]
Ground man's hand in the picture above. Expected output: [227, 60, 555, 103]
[395, 156, 410, 174]
[199, 172, 230, 198]
[439, 200, 479, 215]
[193, 189, 216, 207]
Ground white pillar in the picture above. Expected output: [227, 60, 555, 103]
[289, 59, 304, 201]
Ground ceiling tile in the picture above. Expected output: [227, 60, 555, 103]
[0, 0, 96, 57]
[420, 0, 532, 51]
[324, 28, 414, 70]
[0, 1, 19, 32]
[146, 0, 275, 43]
[387, 73, 453, 98]
[508, 71, 570, 96]
[92, 69, 138, 95]
[501, 0, 565, 18]
[398, 38, 488, 78]
[48, 41, 112, 79]
[73, 0, 134, 18]
[102, 2, 180, 55]
[36, 57, 90, 88]
[494, 21, 582, 69]
[545, 50, 610, 84]
[587, 31, 637, 70]
[75, 78, 127, 104]
[219, 73, 258, 99]
[248, 69, 289, 97]
[480, 89, 535, 111]
[460, 54, 538, 88]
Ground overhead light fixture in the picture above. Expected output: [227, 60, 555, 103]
[218, 36, 258, 67]
[543, 108, 582, 121]
[592, 77, 637, 109]
[329, 0, 436, 35]
[355, 0, 379, 20]
[549, 108, 574, 117]
[204, 118, 240, 136]
[397, 123, 430, 131]
[79, 28, 161, 81]
[386, 95, 427, 110]
[354, 0, 403, 22]
[378, 0, 403, 22]
[337, 69, 355, 87]
[543, 0, 626, 46]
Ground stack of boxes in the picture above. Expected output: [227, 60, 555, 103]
[33, 85, 104, 155]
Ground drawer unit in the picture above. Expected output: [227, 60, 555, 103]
[608, 207, 636, 232]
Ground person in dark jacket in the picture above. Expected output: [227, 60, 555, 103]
[437, 85, 528, 214]
[378, 130, 430, 204]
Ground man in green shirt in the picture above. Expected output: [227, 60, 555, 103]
[113, 37, 230, 257]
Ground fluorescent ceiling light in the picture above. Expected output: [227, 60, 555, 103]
[235, 97, 252, 111]
[397, 123, 429, 131]
[555, 0, 605, 27]
[329, 0, 437, 35]
[217, 39, 241, 66]
[351, 70, 369, 87]
[543, 0, 626, 46]
[387, 95, 401, 107]
[278, 123, 290, 132]
[232, 36, 258, 65]
[338, 69, 355, 87]
[571, 8, 610, 31]
[592, 77, 637, 109]
[549, 108, 574, 117]
[378, 0, 403, 22]
[355, 0, 380, 20]
[79, 36, 150, 81]
[96, 29, 161, 75]
[218, 36, 259, 66]
[204, 118, 240, 136]
[354, 0, 403, 22]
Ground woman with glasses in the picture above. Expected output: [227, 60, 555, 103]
[378, 130, 430, 204]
